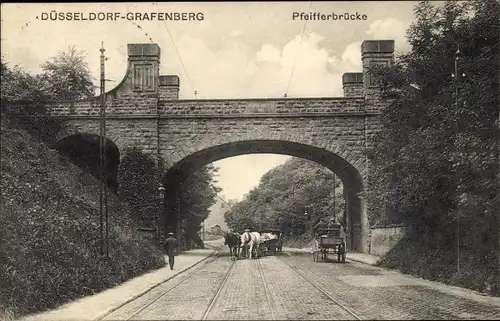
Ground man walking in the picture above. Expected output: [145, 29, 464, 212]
[164, 232, 178, 270]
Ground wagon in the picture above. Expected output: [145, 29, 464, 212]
[312, 224, 346, 263]
[259, 229, 282, 256]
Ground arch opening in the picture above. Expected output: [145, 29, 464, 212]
[162, 140, 367, 252]
[53, 134, 121, 192]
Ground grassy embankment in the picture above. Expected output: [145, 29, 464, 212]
[0, 115, 166, 319]
[378, 236, 499, 297]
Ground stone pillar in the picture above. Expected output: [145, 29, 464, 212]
[342, 72, 364, 97]
[361, 40, 394, 112]
[159, 75, 180, 100]
[360, 41, 394, 253]
[127, 43, 161, 94]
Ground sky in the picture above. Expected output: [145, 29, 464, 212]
[1, 1, 419, 201]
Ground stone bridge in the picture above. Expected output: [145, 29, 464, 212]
[40, 39, 394, 253]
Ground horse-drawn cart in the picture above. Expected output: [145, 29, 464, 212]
[260, 229, 282, 256]
[312, 223, 346, 263]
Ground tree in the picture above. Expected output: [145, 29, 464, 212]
[40, 46, 95, 101]
[367, 0, 499, 294]
[1, 61, 47, 103]
[224, 157, 344, 237]
[179, 164, 221, 249]
[1, 46, 96, 143]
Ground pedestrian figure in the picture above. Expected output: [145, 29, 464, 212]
[327, 216, 339, 229]
[314, 217, 328, 233]
[164, 232, 178, 270]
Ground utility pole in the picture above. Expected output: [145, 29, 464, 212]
[454, 45, 462, 274]
[99, 43, 105, 257]
[497, 46, 500, 297]
[99, 42, 109, 257]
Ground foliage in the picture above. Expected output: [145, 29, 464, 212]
[0, 62, 47, 103]
[118, 148, 162, 229]
[224, 157, 344, 239]
[117, 151, 222, 251]
[39, 46, 96, 101]
[0, 46, 95, 144]
[1, 46, 95, 103]
[178, 164, 221, 249]
[0, 116, 165, 319]
[367, 0, 499, 295]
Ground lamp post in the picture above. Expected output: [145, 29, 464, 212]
[176, 189, 182, 250]
[333, 174, 336, 220]
[157, 185, 165, 244]
[304, 209, 310, 236]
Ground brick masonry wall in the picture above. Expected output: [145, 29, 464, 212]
[159, 86, 179, 100]
[53, 111, 379, 179]
[56, 118, 159, 158]
[158, 97, 366, 115]
[343, 84, 364, 97]
[157, 115, 370, 174]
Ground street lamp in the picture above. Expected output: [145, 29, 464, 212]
[304, 209, 310, 236]
[157, 185, 166, 244]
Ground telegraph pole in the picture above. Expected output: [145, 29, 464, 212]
[99, 42, 109, 257]
[454, 46, 462, 274]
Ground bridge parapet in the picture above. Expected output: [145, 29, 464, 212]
[158, 97, 368, 116]
[41, 93, 158, 116]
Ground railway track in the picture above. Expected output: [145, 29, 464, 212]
[278, 255, 362, 320]
[112, 251, 226, 321]
[104, 250, 236, 321]
[200, 258, 237, 320]
[257, 258, 278, 320]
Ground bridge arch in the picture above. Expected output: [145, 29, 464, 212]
[162, 140, 368, 252]
[53, 133, 121, 191]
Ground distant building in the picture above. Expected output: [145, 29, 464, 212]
[206, 196, 230, 230]
[210, 224, 223, 234]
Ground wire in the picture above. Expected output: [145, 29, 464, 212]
[285, 1, 313, 97]
[154, 2, 197, 99]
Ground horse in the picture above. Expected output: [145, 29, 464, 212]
[224, 231, 241, 260]
[240, 231, 261, 259]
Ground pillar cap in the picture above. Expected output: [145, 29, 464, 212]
[160, 75, 180, 87]
[127, 43, 161, 58]
[342, 72, 363, 85]
[361, 40, 394, 55]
